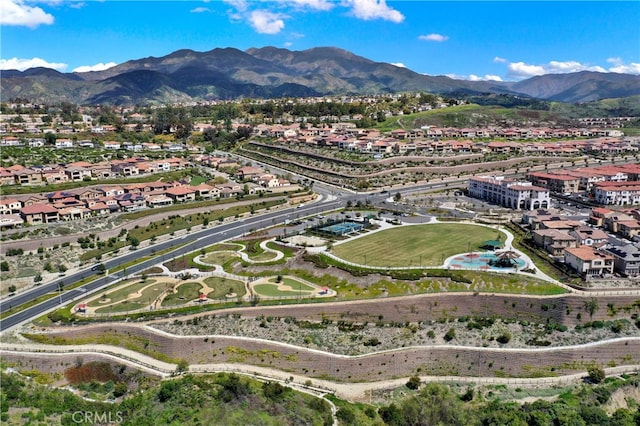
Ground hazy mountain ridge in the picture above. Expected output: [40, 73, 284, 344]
[2, 46, 639, 105]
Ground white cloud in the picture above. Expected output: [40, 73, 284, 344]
[446, 73, 503, 82]
[470, 74, 503, 82]
[346, 0, 404, 23]
[72, 62, 118, 73]
[607, 57, 640, 74]
[493, 56, 507, 63]
[418, 33, 448, 42]
[0, 57, 67, 71]
[290, 0, 334, 11]
[249, 10, 286, 34]
[391, 62, 406, 68]
[507, 60, 607, 79]
[190, 7, 211, 14]
[224, 0, 248, 12]
[284, 41, 293, 47]
[0, 0, 54, 28]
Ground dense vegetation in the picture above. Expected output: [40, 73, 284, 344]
[2, 363, 639, 425]
[1, 368, 333, 425]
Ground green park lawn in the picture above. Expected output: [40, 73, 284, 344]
[267, 277, 315, 291]
[161, 282, 203, 306]
[204, 277, 247, 299]
[87, 279, 157, 308]
[330, 223, 503, 267]
[254, 283, 314, 297]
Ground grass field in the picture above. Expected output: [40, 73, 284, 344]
[161, 282, 203, 306]
[87, 279, 157, 308]
[204, 277, 246, 299]
[331, 223, 502, 267]
[253, 284, 313, 297]
[267, 277, 315, 291]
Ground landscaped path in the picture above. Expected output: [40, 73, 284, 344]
[2, 337, 639, 402]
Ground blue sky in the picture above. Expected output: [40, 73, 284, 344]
[1, 1, 639, 81]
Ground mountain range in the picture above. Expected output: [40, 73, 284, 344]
[2, 46, 640, 105]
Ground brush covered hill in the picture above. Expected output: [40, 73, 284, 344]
[2, 46, 640, 105]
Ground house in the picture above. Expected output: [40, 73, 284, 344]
[114, 193, 146, 212]
[256, 174, 280, 188]
[0, 168, 15, 185]
[42, 169, 69, 184]
[589, 207, 614, 227]
[89, 163, 115, 179]
[20, 203, 59, 224]
[617, 220, 640, 240]
[146, 195, 173, 208]
[74, 188, 102, 202]
[99, 186, 125, 197]
[606, 244, 640, 277]
[14, 168, 43, 185]
[112, 162, 139, 176]
[58, 206, 91, 221]
[568, 226, 609, 246]
[88, 202, 111, 216]
[532, 229, 578, 257]
[564, 246, 614, 278]
[191, 183, 219, 200]
[603, 212, 634, 233]
[55, 139, 74, 149]
[0, 214, 24, 228]
[164, 186, 196, 202]
[103, 141, 121, 150]
[236, 166, 264, 181]
[65, 166, 92, 182]
[216, 183, 243, 198]
[0, 198, 22, 215]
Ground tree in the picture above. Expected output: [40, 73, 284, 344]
[44, 132, 56, 145]
[174, 359, 189, 375]
[394, 192, 402, 202]
[584, 297, 599, 319]
[8, 285, 16, 294]
[587, 366, 605, 384]
[128, 236, 140, 249]
[0, 261, 8, 272]
[406, 375, 421, 390]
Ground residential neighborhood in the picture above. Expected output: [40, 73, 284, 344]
[0, 156, 294, 228]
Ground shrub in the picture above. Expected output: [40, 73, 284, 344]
[443, 328, 456, 342]
[588, 366, 605, 384]
[496, 332, 511, 344]
[406, 375, 421, 390]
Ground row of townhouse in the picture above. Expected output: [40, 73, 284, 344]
[0, 135, 198, 153]
[266, 124, 636, 156]
[0, 157, 190, 186]
[0, 180, 253, 227]
[522, 209, 616, 278]
[253, 119, 632, 143]
[523, 207, 640, 278]
[467, 175, 551, 211]
[527, 163, 640, 196]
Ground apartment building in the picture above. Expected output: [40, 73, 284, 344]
[468, 175, 551, 210]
